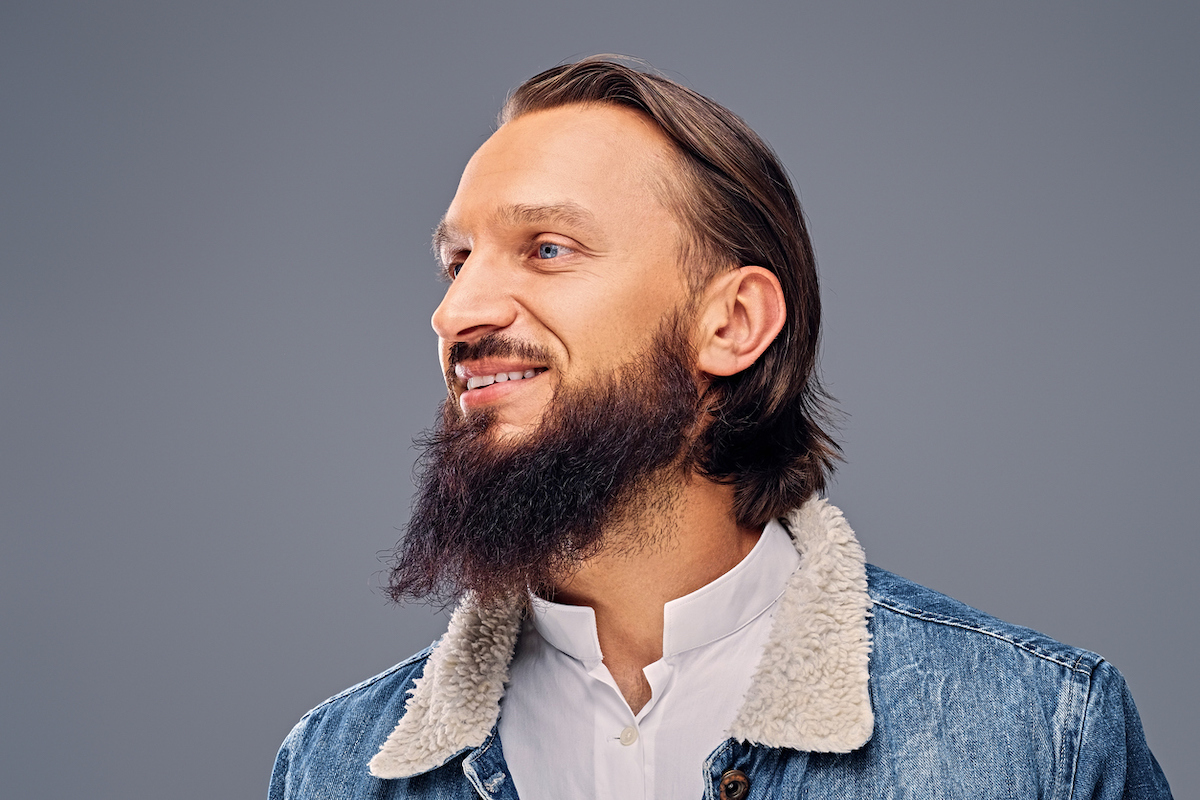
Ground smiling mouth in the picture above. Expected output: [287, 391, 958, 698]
[453, 365, 549, 394]
[464, 368, 539, 390]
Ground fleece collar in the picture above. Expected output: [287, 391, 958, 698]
[368, 497, 874, 779]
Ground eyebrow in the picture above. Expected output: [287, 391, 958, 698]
[431, 202, 602, 257]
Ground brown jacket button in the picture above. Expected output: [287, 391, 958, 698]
[719, 769, 750, 800]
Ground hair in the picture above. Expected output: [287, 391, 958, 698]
[500, 57, 841, 528]
[387, 317, 700, 607]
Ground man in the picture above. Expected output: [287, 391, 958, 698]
[270, 58, 1171, 799]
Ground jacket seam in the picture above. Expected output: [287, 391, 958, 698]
[1063, 658, 1102, 800]
[703, 739, 736, 800]
[299, 644, 435, 723]
[462, 730, 503, 796]
[871, 599, 1096, 674]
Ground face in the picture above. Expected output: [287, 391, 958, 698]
[431, 104, 695, 437]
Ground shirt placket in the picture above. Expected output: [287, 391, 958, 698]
[588, 662, 647, 800]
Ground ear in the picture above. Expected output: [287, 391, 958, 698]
[694, 266, 786, 377]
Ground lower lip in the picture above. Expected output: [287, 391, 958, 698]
[458, 372, 543, 412]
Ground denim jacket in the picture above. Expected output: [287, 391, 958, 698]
[270, 499, 1171, 799]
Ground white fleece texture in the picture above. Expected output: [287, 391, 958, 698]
[728, 498, 874, 751]
[368, 599, 523, 778]
[368, 497, 873, 779]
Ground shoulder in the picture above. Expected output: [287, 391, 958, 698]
[865, 563, 1104, 674]
[858, 566, 1172, 798]
[862, 563, 1109, 737]
[296, 644, 434, 734]
[270, 645, 435, 800]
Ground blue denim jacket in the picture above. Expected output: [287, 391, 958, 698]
[270, 500, 1171, 799]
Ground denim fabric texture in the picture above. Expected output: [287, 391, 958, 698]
[269, 564, 1171, 799]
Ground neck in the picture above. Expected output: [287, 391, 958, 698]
[546, 475, 760, 713]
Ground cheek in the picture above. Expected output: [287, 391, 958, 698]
[564, 296, 682, 362]
[531, 251, 690, 360]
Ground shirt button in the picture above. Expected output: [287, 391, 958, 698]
[619, 726, 638, 746]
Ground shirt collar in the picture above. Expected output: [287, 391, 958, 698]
[529, 519, 800, 664]
[369, 498, 875, 779]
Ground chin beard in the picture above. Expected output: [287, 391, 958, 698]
[385, 321, 701, 608]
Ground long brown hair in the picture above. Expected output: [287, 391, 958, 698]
[502, 57, 840, 527]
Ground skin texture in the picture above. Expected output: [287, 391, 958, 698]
[433, 105, 692, 435]
[431, 104, 787, 712]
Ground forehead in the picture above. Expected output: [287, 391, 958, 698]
[439, 104, 681, 242]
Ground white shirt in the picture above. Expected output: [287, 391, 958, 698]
[498, 520, 800, 800]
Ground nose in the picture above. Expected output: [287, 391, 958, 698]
[430, 254, 518, 343]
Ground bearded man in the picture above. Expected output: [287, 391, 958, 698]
[269, 58, 1171, 800]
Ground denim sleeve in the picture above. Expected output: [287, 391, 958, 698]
[1071, 661, 1172, 800]
[268, 718, 304, 800]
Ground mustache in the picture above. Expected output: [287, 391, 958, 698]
[448, 334, 554, 366]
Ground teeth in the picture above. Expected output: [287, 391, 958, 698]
[465, 369, 540, 390]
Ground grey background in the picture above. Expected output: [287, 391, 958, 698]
[2, 2, 1196, 798]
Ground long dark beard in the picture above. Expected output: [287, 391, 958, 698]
[385, 322, 701, 608]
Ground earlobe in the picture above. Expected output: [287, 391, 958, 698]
[695, 266, 786, 377]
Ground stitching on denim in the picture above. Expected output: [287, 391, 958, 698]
[703, 739, 737, 800]
[474, 729, 498, 758]
[298, 644, 436, 723]
[871, 599, 1096, 674]
[328, 644, 435, 701]
[462, 730, 503, 797]
[1063, 659, 1097, 800]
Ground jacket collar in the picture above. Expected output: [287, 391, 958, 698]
[368, 497, 873, 779]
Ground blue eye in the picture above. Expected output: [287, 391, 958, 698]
[537, 243, 561, 259]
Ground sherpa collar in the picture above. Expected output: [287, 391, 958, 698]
[368, 497, 873, 779]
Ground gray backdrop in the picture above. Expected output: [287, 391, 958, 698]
[2, 2, 1196, 798]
